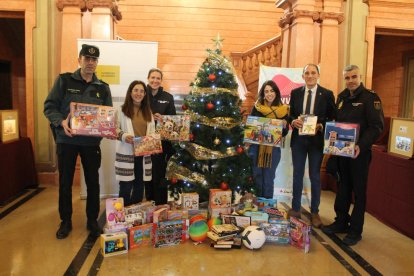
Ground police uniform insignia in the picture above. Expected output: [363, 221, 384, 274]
[89, 48, 96, 55]
[338, 101, 343, 109]
[97, 92, 100, 98]
[374, 100, 381, 110]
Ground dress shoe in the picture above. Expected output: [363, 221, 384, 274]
[287, 209, 301, 219]
[343, 233, 362, 246]
[56, 221, 72, 239]
[87, 220, 102, 238]
[322, 221, 349, 234]
[311, 213, 323, 228]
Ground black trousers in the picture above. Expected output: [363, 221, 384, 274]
[335, 150, 372, 235]
[57, 143, 101, 222]
[151, 153, 168, 205]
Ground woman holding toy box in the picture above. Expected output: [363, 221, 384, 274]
[247, 80, 289, 199]
[115, 80, 156, 206]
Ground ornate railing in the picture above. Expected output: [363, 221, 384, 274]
[230, 35, 282, 77]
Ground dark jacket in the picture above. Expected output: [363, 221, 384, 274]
[288, 84, 336, 148]
[336, 84, 384, 152]
[44, 69, 113, 146]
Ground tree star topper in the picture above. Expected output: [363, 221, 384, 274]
[212, 33, 224, 49]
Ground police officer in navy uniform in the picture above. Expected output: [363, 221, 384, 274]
[146, 68, 176, 204]
[44, 44, 113, 239]
[322, 65, 384, 246]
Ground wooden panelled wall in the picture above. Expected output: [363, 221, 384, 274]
[372, 35, 414, 117]
[116, 0, 283, 95]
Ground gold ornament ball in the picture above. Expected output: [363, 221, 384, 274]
[214, 138, 221, 145]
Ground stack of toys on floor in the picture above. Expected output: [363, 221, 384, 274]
[100, 189, 311, 257]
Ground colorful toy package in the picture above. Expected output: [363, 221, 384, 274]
[209, 189, 232, 209]
[106, 198, 125, 226]
[133, 134, 163, 156]
[257, 197, 277, 211]
[289, 216, 311, 253]
[100, 232, 128, 257]
[152, 219, 189, 248]
[156, 115, 191, 141]
[181, 192, 199, 210]
[260, 221, 290, 244]
[129, 223, 153, 249]
[244, 116, 284, 147]
[70, 102, 116, 138]
[323, 121, 360, 157]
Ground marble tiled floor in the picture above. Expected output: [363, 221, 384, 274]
[1, 184, 413, 276]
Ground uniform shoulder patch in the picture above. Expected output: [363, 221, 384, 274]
[369, 90, 376, 94]
[373, 100, 382, 110]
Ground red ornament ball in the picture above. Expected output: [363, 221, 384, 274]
[236, 146, 244, 154]
[171, 178, 178, 184]
[248, 176, 254, 182]
[182, 104, 188, 111]
[189, 133, 195, 141]
[208, 74, 216, 81]
[220, 181, 229, 190]
[206, 102, 215, 110]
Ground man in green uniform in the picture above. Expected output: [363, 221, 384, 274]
[44, 44, 113, 239]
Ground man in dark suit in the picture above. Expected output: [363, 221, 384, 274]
[288, 64, 336, 228]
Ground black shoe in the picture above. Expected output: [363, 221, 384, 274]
[56, 221, 72, 239]
[343, 233, 362, 246]
[322, 221, 349, 234]
[87, 220, 102, 238]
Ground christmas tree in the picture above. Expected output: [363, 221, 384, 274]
[166, 36, 255, 202]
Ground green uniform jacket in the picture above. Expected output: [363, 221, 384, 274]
[44, 68, 113, 146]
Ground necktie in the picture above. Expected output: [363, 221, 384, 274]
[305, 89, 312, 115]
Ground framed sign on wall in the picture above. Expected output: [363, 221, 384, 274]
[388, 117, 414, 159]
[0, 110, 19, 143]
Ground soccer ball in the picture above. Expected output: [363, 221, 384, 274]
[242, 225, 266, 250]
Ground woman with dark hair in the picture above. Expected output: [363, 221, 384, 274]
[115, 80, 155, 206]
[248, 80, 289, 199]
[147, 68, 176, 204]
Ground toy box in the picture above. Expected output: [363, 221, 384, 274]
[260, 221, 290, 244]
[298, 115, 318, 136]
[265, 207, 288, 221]
[153, 207, 168, 223]
[70, 102, 116, 138]
[323, 121, 360, 157]
[100, 232, 128, 257]
[181, 192, 199, 210]
[156, 115, 191, 141]
[289, 217, 311, 253]
[208, 207, 232, 218]
[244, 211, 269, 225]
[152, 219, 188, 248]
[244, 116, 284, 147]
[124, 201, 155, 215]
[106, 198, 125, 226]
[167, 210, 188, 221]
[128, 223, 153, 249]
[209, 189, 232, 209]
[221, 214, 251, 229]
[256, 197, 277, 211]
[133, 134, 163, 156]
[103, 224, 127, 234]
[125, 211, 145, 226]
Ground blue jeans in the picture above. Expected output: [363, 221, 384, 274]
[291, 138, 323, 213]
[248, 144, 281, 199]
[119, 156, 144, 206]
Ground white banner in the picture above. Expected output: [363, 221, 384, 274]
[78, 39, 158, 198]
[259, 65, 311, 207]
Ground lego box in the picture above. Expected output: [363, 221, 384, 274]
[323, 121, 360, 157]
[100, 232, 128, 257]
[70, 102, 116, 138]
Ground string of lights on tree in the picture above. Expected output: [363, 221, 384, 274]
[165, 35, 256, 201]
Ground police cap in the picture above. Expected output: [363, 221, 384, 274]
[79, 44, 100, 58]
